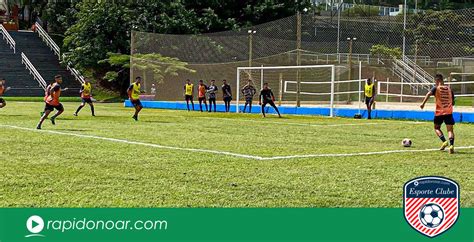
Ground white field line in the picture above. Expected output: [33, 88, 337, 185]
[2, 125, 473, 160]
[0, 125, 262, 160]
[260, 146, 474, 160]
[154, 113, 426, 128]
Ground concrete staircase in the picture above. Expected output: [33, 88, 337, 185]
[0, 31, 80, 97]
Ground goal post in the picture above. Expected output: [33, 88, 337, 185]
[236, 64, 366, 117]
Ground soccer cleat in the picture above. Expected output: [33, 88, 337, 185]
[132, 115, 138, 121]
[50, 116, 56, 125]
[36, 125, 41, 130]
[448, 145, 454, 154]
[73, 113, 78, 116]
[439, 141, 449, 151]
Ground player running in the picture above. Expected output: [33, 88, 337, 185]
[241, 80, 257, 113]
[420, 74, 456, 154]
[207, 80, 218, 112]
[128, 76, 143, 121]
[364, 78, 376, 119]
[37, 75, 66, 129]
[222, 79, 232, 112]
[73, 79, 95, 116]
[197, 80, 208, 112]
[0, 78, 11, 109]
[184, 79, 194, 111]
[259, 82, 281, 118]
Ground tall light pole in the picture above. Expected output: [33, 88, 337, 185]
[296, 6, 308, 107]
[402, 0, 407, 58]
[336, 0, 342, 63]
[248, 30, 256, 67]
[347, 37, 356, 102]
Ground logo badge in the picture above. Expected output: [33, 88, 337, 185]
[25, 215, 45, 237]
[403, 176, 460, 238]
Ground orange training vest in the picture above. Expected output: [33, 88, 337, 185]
[434, 85, 453, 116]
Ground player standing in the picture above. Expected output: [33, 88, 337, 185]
[364, 78, 376, 119]
[184, 79, 194, 111]
[207, 80, 218, 112]
[37, 75, 66, 129]
[241, 80, 256, 113]
[197, 80, 208, 112]
[420, 74, 456, 154]
[259, 82, 281, 118]
[73, 78, 95, 116]
[222, 79, 232, 112]
[128, 76, 143, 121]
[0, 78, 11, 108]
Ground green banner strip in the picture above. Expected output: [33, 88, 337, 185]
[0, 208, 472, 242]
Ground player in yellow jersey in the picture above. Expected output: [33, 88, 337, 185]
[184, 79, 194, 111]
[128, 76, 143, 121]
[364, 78, 376, 119]
[73, 79, 95, 116]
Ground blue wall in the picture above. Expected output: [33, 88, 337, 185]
[124, 101, 474, 123]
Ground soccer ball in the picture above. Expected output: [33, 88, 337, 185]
[402, 138, 412, 147]
[419, 203, 444, 228]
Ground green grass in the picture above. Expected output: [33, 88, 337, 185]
[0, 101, 473, 208]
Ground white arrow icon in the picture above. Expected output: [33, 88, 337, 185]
[26, 215, 44, 234]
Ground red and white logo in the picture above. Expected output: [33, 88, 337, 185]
[403, 176, 459, 238]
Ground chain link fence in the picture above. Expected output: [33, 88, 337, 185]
[130, 8, 473, 104]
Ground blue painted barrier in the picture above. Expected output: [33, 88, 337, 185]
[124, 101, 474, 123]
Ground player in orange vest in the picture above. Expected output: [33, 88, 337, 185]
[0, 78, 11, 109]
[197, 80, 208, 112]
[420, 74, 456, 154]
[37, 75, 67, 129]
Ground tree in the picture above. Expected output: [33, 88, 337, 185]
[370, 44, 402, 60]
[405, 10, 470, 58]
[99, 52, 195, 96]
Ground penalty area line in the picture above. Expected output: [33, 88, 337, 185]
[2, 125, 473, 161]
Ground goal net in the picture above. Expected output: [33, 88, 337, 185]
[236, 64, 367, 117]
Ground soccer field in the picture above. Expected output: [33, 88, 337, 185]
[0, 101, 473, 208]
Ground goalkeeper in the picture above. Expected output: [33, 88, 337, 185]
[259, 82, 281, 118]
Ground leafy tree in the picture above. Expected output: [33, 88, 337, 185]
[370, 44, 402, 59]
[405, 10, 470, 57]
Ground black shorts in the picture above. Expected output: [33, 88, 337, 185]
[245, 97, 253, 103]
[0, 98, 5, 104]
[185, 95, 193, 101]
[82, 98, 93, 104]
[223, 97, 232, 102]
[198, 97, 206, 102]
[365, 97, 374, 105]
[434, 114, 455, 125]
[131, 99, 142, 108]
[262, 100, 276, 107]
[44, 103, 64, 112]
[208, 97, 216, 102]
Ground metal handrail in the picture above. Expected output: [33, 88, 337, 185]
[403, 55, 434, 82]
[0, 24, 16, 53]
[66, 62, 85, 84]
[35, 22, 86, 84]
[21, 52, 47, 90]
[394, 58, 432, 84]
[34, 22, 60, 58]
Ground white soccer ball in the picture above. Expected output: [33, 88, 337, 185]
[419, 203, 444, 228]
[402, 138, 412, 147]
